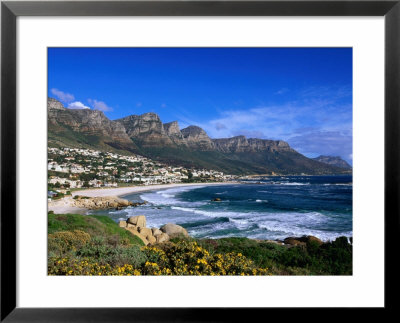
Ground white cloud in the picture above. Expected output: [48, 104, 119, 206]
[177, 93, 352, 163]
[287, 130, 353, 163]
[88, 99, 113, 112]
[51, 88, 75, 103]
[67, 101, 90, 110]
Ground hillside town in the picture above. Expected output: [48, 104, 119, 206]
[48, 147, 234, 193]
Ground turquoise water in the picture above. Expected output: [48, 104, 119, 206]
[90, 175, 352, 242]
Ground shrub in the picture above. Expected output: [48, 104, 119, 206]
[198, 236, 352, 275]
[141, 241, 269, 276]
[48, 230, 91, 257]
[77, 237, 147, 268]
[48, 257, 141, 276]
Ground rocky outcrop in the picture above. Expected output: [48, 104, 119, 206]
[163, 121, 188, 146]
[151, 228, 162, 236]
[127, 215, 146, 227]
[283, 237, 306, 246]
[312, 155, 352, 169]
[118, 216, 190, 245]
[181, 126, 215, 150]
[213, 136, 293, 153]
[118, 215, 176, 245]
[283, 235, 324, 246]
[160, 223, 189, 238]
[48, 98, 65, 110]
[155, 233, 170, 243]
[72, 196, 133, 209]
[116, 113, 174, 147]
[50, 109, 132, 142]
[212, 136, 248, 153]
[48, 98, 134, 147]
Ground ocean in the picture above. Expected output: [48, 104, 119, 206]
[89, 175, 352, 242]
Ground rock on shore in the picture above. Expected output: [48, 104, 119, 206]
[72, 195, 144, 210]
[117, 215, 328, 247]
[160, 223, 189, 238]
[283, 235, 324, 246]
[118, 215, 188, 246]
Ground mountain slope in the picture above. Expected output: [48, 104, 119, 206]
[48, 99, 138, 154]
[312, 155, 352, 169]
[47, 97, 349, 175]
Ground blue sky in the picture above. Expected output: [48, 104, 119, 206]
[48, 48, 352, 163]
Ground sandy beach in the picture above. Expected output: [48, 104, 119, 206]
[72, 182, 233, 198]
[49, 182, 234, 214]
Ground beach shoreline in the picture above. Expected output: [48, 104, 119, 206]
[49, 181, 236, 214]
[73, 181, 236, 198]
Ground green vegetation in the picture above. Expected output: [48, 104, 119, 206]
[48, 213, 143, 245]
[196, 236, 352, 275]
[48, 124, 137, 157]
[48, 213, 352, 276]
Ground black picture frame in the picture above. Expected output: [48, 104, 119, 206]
[1, 0, 399, 321]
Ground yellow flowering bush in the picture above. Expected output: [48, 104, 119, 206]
[48, 257, 141, 276]
[48, 230, 91, 257]
[48, 241, 268, 276]
[141, 241, 269, 276]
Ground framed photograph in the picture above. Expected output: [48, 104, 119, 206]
[1, 0, 398, 320]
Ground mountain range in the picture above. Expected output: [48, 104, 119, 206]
[312, 155, 352, 169]
[48, 97, 351, 175]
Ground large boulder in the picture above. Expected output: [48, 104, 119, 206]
[305, 235, 323, 245]
[126, 226, 138, 234]
[118, 220, 127, 228]
[160, 223, 188, 238]
[118, 199, 130, 207]
[138, 227, 153, 239]
[152, 228, 163, 236]
[106, 201, 116, 208]
[127, 215, 146, 228]
[147, 235, 157, 245]
[126, 227, 148, 245]
[156, 233, 170, 243]
[283, 237, 306, 246]
[295, 235, 324, 245]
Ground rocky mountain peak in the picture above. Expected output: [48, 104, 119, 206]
[48, 97, 65, 110]
[181, 125, 207, 137]
[116, 112, 173, 147]
[163, 121, 180, 135]
[163, 121, 188, 146]
[181, 126, 214, 150]
[140, 112, 162, 122]
[213, 136, 293, 153]
[47, 97, 133, 147]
